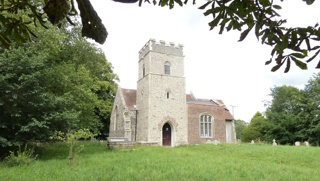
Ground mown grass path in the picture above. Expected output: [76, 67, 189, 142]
[1, 142, 319, 180]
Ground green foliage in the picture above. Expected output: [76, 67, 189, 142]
[0, 0, 106, 47]
[50, 129, 96, 164]
[303, 73, 320, 145]
[0, 0, 49, 48]
[0, 23, 118, 152]
[157, 0, 320, 72]
[234, 119, 248, 140]
[4, 145, 38, 167]
[264, 86, 306, 144]
[2, 0, 319, 72]
[50, 129, 95, 142]
[260, 77, 320, 145]
[242, 112, 267, 142]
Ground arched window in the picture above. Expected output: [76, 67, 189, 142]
[200, 114, 213, 137]
[143, 64, 145, 77]
[164, 62, 171, 75]
[166, 92, 170, 99]
[114, 106, 119, 131]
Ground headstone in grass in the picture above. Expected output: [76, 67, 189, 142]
[272, 139, 277, 146]
[213, 140, 219, 145]
[205, 140, 219, 145]
[295, 141, 300, 146]
[90, 136, 97, 142]
[250, 140, 255, 145]
[304, 141, 310, 146]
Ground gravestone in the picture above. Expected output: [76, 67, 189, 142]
[272, 139, 277, 146]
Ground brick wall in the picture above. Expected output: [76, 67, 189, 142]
[188, 103, 227, 144]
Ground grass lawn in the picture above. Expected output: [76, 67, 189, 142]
[0, 142, 319, 181]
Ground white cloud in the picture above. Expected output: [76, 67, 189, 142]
[90, 0, 320, 122]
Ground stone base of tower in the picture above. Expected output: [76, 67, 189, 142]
[136, 141, 160, 146]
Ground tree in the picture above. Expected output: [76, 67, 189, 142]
[0, 0, 320, 72]
[1, 0, 319, 72]
[233, 119, 248, 140]
[264, 85, 306, 144]
[241, 112, 267, 142]
[0, 0, 106, 48]
[0, 23, 118, 154]
[263, 77, 320, 145]
[50, 129, 95, 164]
[304, 72, 320, 145]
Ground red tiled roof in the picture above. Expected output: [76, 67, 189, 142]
[223, 109, 234, 120]
[121, 88, 234, 120]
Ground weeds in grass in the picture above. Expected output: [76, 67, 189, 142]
[5, 144, 38, 167]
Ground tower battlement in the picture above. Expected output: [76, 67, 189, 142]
[139, 39, 184, 60]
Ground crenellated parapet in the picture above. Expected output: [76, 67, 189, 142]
[139, 39, 184, 60]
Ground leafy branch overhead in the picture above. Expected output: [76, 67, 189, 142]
[0, 0, 107, 48]
[153, 0, 320, 72]
[1, 0, 319, 72]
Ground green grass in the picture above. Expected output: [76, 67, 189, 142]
[1, 142, 320, 180]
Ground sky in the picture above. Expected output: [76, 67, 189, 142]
[90, 0, 320, 122]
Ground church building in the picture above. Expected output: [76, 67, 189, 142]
[109, 39, 236, 146]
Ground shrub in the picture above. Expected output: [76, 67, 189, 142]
[5, 144, 38, 167]
[50, 129, 96, 164]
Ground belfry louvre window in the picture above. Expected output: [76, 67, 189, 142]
[164, 62, 170, 75]
[200, 115, 212, 137]
[143, 64, 146, 77]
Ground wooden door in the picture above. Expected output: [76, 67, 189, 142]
[162, 123, 171, 146]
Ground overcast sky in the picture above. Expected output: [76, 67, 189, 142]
[90, 0, 320, 122]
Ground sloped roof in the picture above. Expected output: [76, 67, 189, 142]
[121, 88, 137, 110]
[121, 88, 234, 120]
[186, 95, 234, 120]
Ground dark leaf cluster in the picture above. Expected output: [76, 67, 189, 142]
[149, 0, 320, 72]
[0, 0, 107, 48]
[1, 0, 320, 72]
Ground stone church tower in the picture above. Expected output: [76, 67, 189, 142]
[136, 39, 188, 146]
[108, 39, 236, 147]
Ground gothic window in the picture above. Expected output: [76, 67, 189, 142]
[166, 92, 170, 99]
[200, 114, 213, 137]
[143, 64, 145, 77]
[114, 106, 119, 131]
[164, 62, 171, 75]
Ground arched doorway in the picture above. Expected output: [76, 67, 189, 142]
[162, 123, 172, 146]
